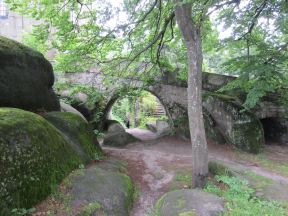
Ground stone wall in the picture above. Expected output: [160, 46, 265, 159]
[61, 71, 288, 147]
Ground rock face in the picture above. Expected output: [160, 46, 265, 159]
[44, 112, 102, 163]
[146, 120, 171, 136]
[146, 122, 157, 133]
[103, 131, 139, 147]
[60, 101, 87, 122]
[102, 119, 138, 147]
[203, 93, 264, 153]
[203, 109, 227, 145]
[175, 111, 226, 145]
[155, 189, 225, 216]
[105, 119, 126, 133]
[70, 159, 134, 216]
[0, 36, 59, 111]
[0, 108, 86, 214]
[156, 120, 171, 136]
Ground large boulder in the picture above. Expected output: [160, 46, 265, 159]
[0, 108, 85, 214]
[70, 159, 134, 216]
[43, 112, 102, 163]
[146, 122, 157, 133]
[0, 36, 59, 111]
[154, 189, 225, 216]
[60, 101, 87, 122]
[104, 119, 126, 132]
[203, 93, 264, 153]
[156, 120, 171, 136]
[103, 131, 139, 147]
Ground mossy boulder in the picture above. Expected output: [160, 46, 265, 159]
[203, 93, 264, 153]
[44, 111, 102, 163]
[70, 160, 134, 216]
[44, 112, 102, 162]
[60, 101, 87, 122]
[0, 36, 59, 111]
[0, 108, 84, 214]
[154, 189, 224, 216]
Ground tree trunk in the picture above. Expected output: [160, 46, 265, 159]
[174, 2, 208, 188]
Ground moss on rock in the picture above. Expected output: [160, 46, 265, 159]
[154, 189, 224, 216]
[0, 108, 84, 214]
[44, 112, 102, 163]
[203, 92, 264, 153]
[70, 161, 134, 216]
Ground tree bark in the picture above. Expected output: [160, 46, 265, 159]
[174, 1, 208, 188]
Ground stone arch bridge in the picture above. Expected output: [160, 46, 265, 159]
[60, 71, 288, 153]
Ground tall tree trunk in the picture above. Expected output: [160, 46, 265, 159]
[174, 2, 208, 188]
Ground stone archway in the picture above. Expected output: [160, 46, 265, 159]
[101, 88, 174, 131]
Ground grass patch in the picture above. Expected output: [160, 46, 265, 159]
[169, 169, 192, 190]
[77, 202, 102, 216]
[205, 175, 288, 216]
[178, 211, 196, 216]
[242, 171, 273, 189]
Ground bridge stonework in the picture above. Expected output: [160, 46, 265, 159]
[60, 71, 288, 150]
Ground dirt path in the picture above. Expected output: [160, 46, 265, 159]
[103, 128, 288, 216]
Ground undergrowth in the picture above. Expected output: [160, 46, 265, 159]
[205, 175, 288, 216]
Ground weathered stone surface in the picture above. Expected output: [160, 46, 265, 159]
[106, 119, 126, 133]
[60, 101, 87, 122]
[0, 108, 83, 214]
[175, 111, 226, 145]
[146, 122, 157, 133]
[103, 119, 124, 131]
[103, 131, 139, 147]
[70, 159, 134, 216]
[203, 93, 264, 153]
[146, 121, 171, 135]
[71, 102, 93, 121]
[0, 36, 59, 111]
[62, 71, 288, 144]
[156, 120, 171, 136]
[202, 72, 235, 91]
[209, 161, 288, 203]
[155, 189, 225, 216]
[203, 110, 227, 145]
[44, 112, 102, 163]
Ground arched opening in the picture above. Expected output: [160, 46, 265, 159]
[103, 89, 171, 140]
[260, 117, 288, 145]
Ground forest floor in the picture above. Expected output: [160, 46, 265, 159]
[104, 128, 288, 216]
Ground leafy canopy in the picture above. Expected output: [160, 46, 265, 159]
[6, 0, 288, 109]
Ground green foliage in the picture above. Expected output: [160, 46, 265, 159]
[213, 0, 288, 109]
[205, 175, 288, 216]
[111, 97, 130, 126]
[110, 90, 167, 129]
[11, 208, 35, 216]
[55, 82, 105, 109]
[22, 24, 49, 55]
[7, 0, 288, 108]
[77, 202, 101, 216]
